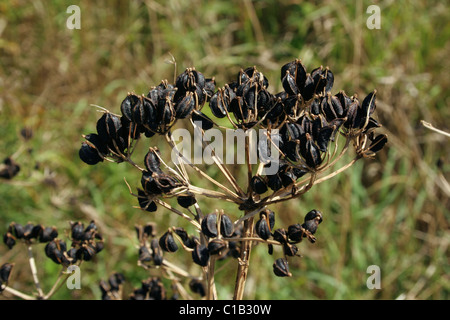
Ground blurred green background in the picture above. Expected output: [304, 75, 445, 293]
[0, 0, 448, 300]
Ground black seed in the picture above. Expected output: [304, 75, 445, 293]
[189, 279, 206, 297]
[84, 133, 108, 155]
[150, 239, 163, 265]
[273, 228, 288, 244]
[177, 195, 197, 208]
[204, 78, 216, 102]
[361, 90, 377, 118]
[273, 258, 292, 277]
[9, 223, 24, 239]
[96, 112, 122, 143]
[71, 222, 85, 241]
[159, 231, 178, 253]
[302, 209, 323, 235]
[301, 74, 315, 101]
[29, 224, 43, 239]
[255, 216, 271, 240]
[281, 71, 299, 95]
[304, 209, 323, 223]
[201, 213, 218, 238]
[85, 221, 98, 233]
[175, 92, 196, 119]
[39, 226, 58, 243]
[267, 172, 283, 191]
[139, 245, 152, 262]
[368, 134, 388, 153]
[121, 94, 140, 122]
[191, 110, 215, 131]
[250, 175, 268, 194]
[208, 239, 227, 256]
[172, 227, 189, 244]
[209, 90, 228, 118]
[287, 224, 305, 243]
[79, 142, 103, 165]
[184, 236, 198, 249]
[192, 243, 210, 267]
[300, 135, 322, 168]
[283, 242, 299, 257]
[316, 126, 335, 152]
[154, 173, 180, 193]
[144, 148, 163, 174]
[220, 214, 234, 238]
[137, 190, 157, 212]
[3, 233, 16, 249]
[141, 171, 162, 195]
[0, 263, 14, 283]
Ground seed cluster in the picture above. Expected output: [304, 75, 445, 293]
[3, 221, 103, 267]
[78, 58, 387, 297]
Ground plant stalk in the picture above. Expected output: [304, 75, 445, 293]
[233, 215, 255, 300]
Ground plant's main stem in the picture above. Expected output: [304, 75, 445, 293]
[233, 215, 255, 300]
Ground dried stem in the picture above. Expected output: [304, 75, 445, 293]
[206, 256, 217, 300]
[233, 215, 255, 300]
[27, 245, 44, 299]
[2, 286, 36, 300]
[192, 122, 246, 197]
[164, 131, 242, 201]
[43, 265, 76, 300]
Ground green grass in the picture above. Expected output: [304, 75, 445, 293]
[0, 0, 448, 300]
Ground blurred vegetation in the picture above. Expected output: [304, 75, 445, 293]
[0, 0, 448, 300]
